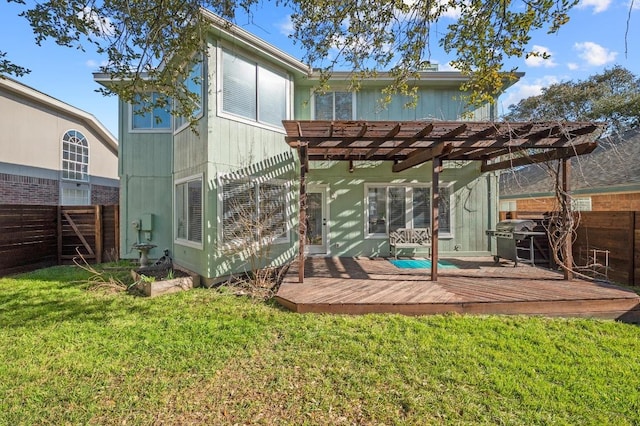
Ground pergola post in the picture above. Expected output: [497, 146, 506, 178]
[431, 156, 442, 281]
[562, 158, 574, 280]
[298, 144, 308, 283]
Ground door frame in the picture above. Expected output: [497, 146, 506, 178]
[306, 184, 330, 255]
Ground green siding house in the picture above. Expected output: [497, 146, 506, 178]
[95, 11, 520, 285]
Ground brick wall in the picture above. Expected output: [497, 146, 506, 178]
[591, 193, 640, 211]
[0, 173, 59, 205]
[91, 184, 119, 205]
[510, 191, 640, 213]
[514, 197, 556, 212]
[0, 173, 119, 205]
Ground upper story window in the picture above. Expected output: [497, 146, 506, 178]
[313, 91, 354, 120]
[174, 59, 204, 131]
[131, 92, 172, 131]
[62, 130, 89, 181]
[220, 49, 289, 129]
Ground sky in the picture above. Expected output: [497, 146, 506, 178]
[1, 0, 638, 137]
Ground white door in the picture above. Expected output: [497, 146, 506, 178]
[306, 186, 328, 254]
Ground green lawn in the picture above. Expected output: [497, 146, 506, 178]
[1, 265, 639, 425]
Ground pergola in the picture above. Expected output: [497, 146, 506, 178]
[283, 120, 606, 283]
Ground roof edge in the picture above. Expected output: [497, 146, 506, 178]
[201, 9, 312, 76]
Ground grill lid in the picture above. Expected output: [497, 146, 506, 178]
[495, 219, 535, 233]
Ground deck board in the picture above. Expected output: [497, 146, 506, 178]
[275, 257, 640, 322]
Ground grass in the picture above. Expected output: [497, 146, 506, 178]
[1, 265, 639, 425]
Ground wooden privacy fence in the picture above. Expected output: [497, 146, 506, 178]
[503, 210, 639, 286]
[0, 204, 119, 276]
[574, 211, 638, 286]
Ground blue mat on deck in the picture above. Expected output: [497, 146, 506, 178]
[389, 259, 458, 269]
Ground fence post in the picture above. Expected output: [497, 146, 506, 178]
[57, 205, 62, 265]
[114, 205, 120, 260]
[634, 212, 638, 286]
[95, 205, 103, 264]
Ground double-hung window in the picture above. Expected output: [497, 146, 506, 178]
[366, 184, 453, 237]
[313, 91, 354, 120]
[221, 49, 289, 129]
[221, 177, 289, 247]
[175, 175, 203, 246]
[130, 92, 172, 131]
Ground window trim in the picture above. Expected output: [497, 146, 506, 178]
[310, 89, 357, 120]
[216, 45, 292, 133]
[128, 92, 173, 133]
[218, 175, 291, 249]
[364, 182, 454, 239]
[174, 173, 204, 249]
[61, 129, 90, 182]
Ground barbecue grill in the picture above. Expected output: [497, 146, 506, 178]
[486, 219, 546, 266]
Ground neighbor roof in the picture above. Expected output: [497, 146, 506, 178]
[500, 128, 640, 197]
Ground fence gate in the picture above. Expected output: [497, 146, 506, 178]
[58, 206, 103, 264]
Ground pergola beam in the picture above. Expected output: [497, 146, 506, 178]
[480, 142, 597, 172]
[392, 143, 449, 172]
[385, 123, 435, 158]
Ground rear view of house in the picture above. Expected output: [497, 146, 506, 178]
[95, 12, 528, 283]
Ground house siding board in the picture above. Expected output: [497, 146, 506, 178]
[122, 175, 173, 259]
[174, 121, 207, 175]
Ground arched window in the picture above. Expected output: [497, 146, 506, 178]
[62, 130, 89, 181]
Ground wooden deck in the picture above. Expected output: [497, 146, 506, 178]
[275, 257, 640, 322]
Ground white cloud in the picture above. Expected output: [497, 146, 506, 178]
[85, 59, 108, 69]
[567, 62, 579, 70]
[77, 7, 115, 37]
[577, 0, 612, 13]
[499, 75, 561, 114]
[278, 15, 294, 37]
[574, 41, 617, 66]
[525, 45, 557, 68]
[397, 0, 462, 21]
[439, 0, 462, 19]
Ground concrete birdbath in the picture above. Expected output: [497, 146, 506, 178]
[132, 243, 156, 267]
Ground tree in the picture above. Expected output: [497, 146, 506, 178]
[2, 0, 582, 117]
[504, 66, 640, 133]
